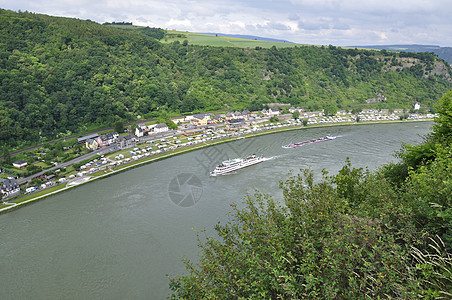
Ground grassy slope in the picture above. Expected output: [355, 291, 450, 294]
[112, 26, 305, 49]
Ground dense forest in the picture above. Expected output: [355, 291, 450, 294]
[169, 91, 452, 299]
[1, 9, 451, 149]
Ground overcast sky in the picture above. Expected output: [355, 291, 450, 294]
[2, 0, 452, 46]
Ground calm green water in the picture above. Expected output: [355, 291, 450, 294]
[0, 122, 432, 299]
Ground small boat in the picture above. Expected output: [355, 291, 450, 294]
[282, 135, 336, 149]
[210, 154, 264, 176]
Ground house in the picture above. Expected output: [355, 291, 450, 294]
[227, 118, 246, 129]
[241, 110, 250, 119]
[269, 108, 280, 116]
[98, 135, 110, 147]
[45, 174, 56, 181]
[171, 117, 186, 125]
[135, 126, 144, 137]
[184, 115, 195, 122]
[12, 159, 28, 169]
[154, 123, 169, 133]
[77, 133, 99, 144]
[225, 112, 235, 120]
[213, 115, 223, 122]
[414, 102, 421, 111]
[296, 107, 305, 113]
[305, 111, 323, 117]
[135, 124, 149, 137]
[98, 132, 118, 147]
[1, 178, 20, 198]
[85, 138, 99, 150]
[191, 114, 211, 126]
[117, 135, 137, 149]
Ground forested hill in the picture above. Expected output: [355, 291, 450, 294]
[1, 9, 451, 149]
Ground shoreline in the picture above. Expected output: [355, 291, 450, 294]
[0, 118, 433, 215]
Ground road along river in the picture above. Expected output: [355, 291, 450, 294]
[0, 121, 432, 299]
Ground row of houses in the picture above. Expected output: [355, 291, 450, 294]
[172, 107, 306, 127]
[135, 123, 169, 137]
[78, 132, 119, 150]
[171, 111, 256, 127]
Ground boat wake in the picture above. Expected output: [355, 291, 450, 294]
[263, 155, 279, 161]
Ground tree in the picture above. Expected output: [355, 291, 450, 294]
[169, 170, 424, 299]
[114, 121, 124, 133]
[292, 110, 300, 120]
[433, 91, 452, 142]
[130, 123, 137, 133]
[351, 108, 362, 114]
[323, 105, 337, 116]
[2, 145, 12, 165]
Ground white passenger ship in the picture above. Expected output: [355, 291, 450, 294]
[210, 154, 264, 176]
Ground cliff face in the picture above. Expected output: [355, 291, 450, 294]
[352, 44, 452, 65]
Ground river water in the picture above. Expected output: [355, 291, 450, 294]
[0, 122, 432, 299]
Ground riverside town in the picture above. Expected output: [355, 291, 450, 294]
[1, 103, 434, 213]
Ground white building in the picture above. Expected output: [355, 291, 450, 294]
[154, 123, 169, 133]
[135, 126, 144, 137]
[1, 179, 20, 198]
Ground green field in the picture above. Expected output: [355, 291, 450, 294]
[163, 30, 303, 48]
[109, 24, 305, 49]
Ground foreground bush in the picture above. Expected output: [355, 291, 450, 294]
[169, 170, 426, 299]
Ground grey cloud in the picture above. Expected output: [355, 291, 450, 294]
[288, 14, 300, 21]
[332, 23, 350, 30]
[2, 0, 452, 46]
[266, 22, 291, 31]
[298, 20, 330, 31]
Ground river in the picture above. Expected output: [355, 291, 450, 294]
[0, 122, 432, 299]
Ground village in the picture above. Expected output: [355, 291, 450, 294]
[1, 103, 435, 205]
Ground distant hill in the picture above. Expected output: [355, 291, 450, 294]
[351, 45, 452, 64]
[201, 33, 293, 44]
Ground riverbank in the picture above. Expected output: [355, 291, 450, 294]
[0, 118, 433, 214]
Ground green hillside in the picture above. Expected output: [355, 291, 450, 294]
[1, 9, 451, 149]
